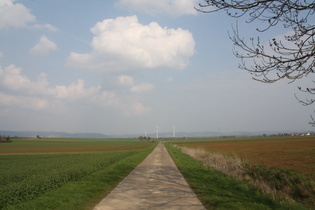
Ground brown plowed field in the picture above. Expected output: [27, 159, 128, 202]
[179, 137, 315, 178]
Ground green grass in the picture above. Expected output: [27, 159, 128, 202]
[165, 143, 307, 209]
[245, 164, 315, 208]
[1, 142, 157, 209]
[0, 138, 154, 154]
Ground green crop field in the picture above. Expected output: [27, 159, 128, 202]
[0, 138, 153, 155]
[0, 138, 157, 209]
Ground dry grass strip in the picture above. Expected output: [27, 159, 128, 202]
[175, 145, 315, 206]
[180, 146, 246, 179]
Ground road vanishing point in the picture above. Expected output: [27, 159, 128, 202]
[94, 142, 205, 210]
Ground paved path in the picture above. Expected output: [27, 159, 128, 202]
[94, 142, 205, 210]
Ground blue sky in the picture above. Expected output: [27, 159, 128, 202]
[0, 0, 313, 135]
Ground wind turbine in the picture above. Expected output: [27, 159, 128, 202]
[173, 126, 176, 138]
[156, 125, 160, 139]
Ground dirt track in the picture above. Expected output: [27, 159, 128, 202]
[94, 142, 205, 210]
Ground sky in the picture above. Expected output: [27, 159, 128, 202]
[0, 0, 314, 136]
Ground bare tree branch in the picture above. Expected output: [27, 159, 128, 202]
[197, 0, 315, 124]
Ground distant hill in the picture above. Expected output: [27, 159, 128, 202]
[0, 130, 312, 139]
[131, 130, 314, 138]
[137, 131, 257, 138]
[0, 131, 109, 138]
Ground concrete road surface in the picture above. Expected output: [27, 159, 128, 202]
[94, 142, 205, 210]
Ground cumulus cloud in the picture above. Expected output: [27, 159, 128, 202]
[117, 74, 154, 93]
[117, 75, 134, 86]
[0, 64, 110, 103]
[0, 64, 149, 115]
[117, 0, 198, 16]
[0, 65, 58, 110]
[30, 36, 57, 55]
[0, 64, 49, 95]
[0, 92, 49, 110]
[0, 0, 57, 31]
[123, 102, 151, 116]
[54, 79, 100, 100]
[0, 0, 35, 29]
[67, 15, 195, 72]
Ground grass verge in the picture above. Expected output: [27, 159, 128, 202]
[165, 143, 307, 209]
[178, 146, 315, 208]
[3, 144, 156, 210]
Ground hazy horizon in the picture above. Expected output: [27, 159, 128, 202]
[0, 0, 313, 135]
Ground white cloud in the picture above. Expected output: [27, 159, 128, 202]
[117, 75, 154, 93]
[33, 23, 58, 32]
[0, 1, 57, 31]
[67, 15, 195, 72]
[0, 65, 107, 102]
[54, 79, 101, 101]
[0, 0, 35, 29]
[0, 51, 3, 57]
[123, 102, 151, 116]
[0, 91, 55, 110]
[117, 75, 134, 86]
[117, 0, 198, 16]
[30, 36, 57, 55]
[0, 64, 149, 115]
[130, 83, 154, 93]
[0, 64, 49, 95]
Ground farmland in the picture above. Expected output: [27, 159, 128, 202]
[0, 138, 156, 209]
[1, 136, 314, 209]
[172, 136, 315, 178]
[167, 136, 315, 208]
[0, 138, 152, 155]
[165, 143, 308, 209]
